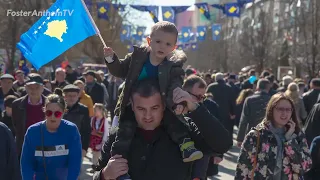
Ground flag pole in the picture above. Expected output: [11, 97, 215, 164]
[80, 0, 107, 48]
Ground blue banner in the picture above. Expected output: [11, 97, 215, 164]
[181, 26, 192, 43]
[120, 25, 131, 42]
[162, 7, 175, 23]
[197, 26, 206, 41]
[212, 24, 221, 41]
[191, 43, 198, 51]
[225, 3, 241, 17]
[195, 3, 211, 20]
[97, 2, 110, 20]
[130, 5, 159, 23]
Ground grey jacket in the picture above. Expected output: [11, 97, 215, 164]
[237, 91, 271, 142]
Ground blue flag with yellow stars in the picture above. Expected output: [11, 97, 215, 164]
[197, 26, 206, 41]
[225, 3, 241, 17]
[97, 2, 110, 20]
[195, 3, 211, 20]
[191, 43, 198, 51]
[130, 5, 159, 23]
[120, 25, 131, 42]
[177, 45, 183, 50]
[161, 6, 189, 23]
[212, 24, 221, 41]
[16, 0, 98, 70]
[181, 26, 192, 43]
[112, 3, 126, 12]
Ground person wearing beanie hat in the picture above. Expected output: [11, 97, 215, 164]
[1, 95, 17, 137]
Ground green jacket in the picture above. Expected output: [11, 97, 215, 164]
[105, 46, 186, 117]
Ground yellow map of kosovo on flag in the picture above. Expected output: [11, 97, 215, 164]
[44, 20, 68, 42]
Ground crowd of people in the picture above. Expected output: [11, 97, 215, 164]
[1, 21, 320, 180]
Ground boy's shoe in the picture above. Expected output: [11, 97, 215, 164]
[117, 173, 131, 180]
[180, 138, 203, 162]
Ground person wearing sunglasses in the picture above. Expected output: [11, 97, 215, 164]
[20, 93, 82, 180]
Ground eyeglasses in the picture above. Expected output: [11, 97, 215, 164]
[45, 110, 63, 118]
[188, 92, 205, 101]
[275, 107, 293, 113]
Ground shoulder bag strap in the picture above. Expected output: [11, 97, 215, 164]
[251, 130, 260, 180]
[41, 123, 49, 180]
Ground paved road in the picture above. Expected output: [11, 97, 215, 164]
[80, 128, 240, 180]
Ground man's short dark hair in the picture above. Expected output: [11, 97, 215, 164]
[311, 78, 320, 87]
[257, 79, 270, 90]
[183, 75, 207, 90]
[150, 21, 178, 39]
[131, 78, 160, 98]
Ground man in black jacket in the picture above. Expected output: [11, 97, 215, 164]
[62, 85, 91, 159]
[0, 122, 21, 180]
[303, 78, 320, 114]
[84, 70, 105, 104]
[93, 79, 231, 180]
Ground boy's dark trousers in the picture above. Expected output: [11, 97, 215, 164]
[111, 107, 190, 159]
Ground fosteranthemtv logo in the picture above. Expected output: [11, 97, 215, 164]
[6, 9, 74, 17]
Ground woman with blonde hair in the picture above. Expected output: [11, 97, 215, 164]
[235, 89, 254, 127]
[285, 82, 307, 126]
[236, 93, 312, 179]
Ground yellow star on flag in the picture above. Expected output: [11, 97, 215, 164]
[164, 11, 172, 19]
[99, 6, 107, 14]
[19, 60, 24, 66]
[127, 45, 130, 49]
[229, 6, 237, 13]
[199, 31, 205, 36]
[183, 32, 189, 38]
[122, 29, 127, 34]
[214, 30, 220, 35]
[138, 31, 142, 36]
[192, 45, 196, 48]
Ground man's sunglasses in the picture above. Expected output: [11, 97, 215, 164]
[188, 92, 205, 101]
[45, 110, 63, 118]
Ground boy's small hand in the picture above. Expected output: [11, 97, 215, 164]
[104, 47, 114, 57]
[174, 104, 184, 115]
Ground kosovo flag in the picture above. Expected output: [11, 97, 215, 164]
[112, 3, 126, 12]
[225, 3, 241, 17]
[181, 26, 192, 43]
[191, 43, 198, 51]
[195, 3, 211, 20]
[16, 0, 98, 70]
[130, 5, 159, 23]
[212, 24, 221, 41]
[197, 26, 206, 41]
[97, 2, 110, 20]
[161, 6, 190, 23]
[136, 26, 146, 40]
[177, 45, 183, 50]
[120, 25, 131, 42]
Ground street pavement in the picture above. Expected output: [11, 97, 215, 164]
[79, 128, 240, 180]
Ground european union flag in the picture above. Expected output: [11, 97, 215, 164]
[225, 3, 241, 17]
[181, 26, 192, 43]
[197, 26, 206, 41]
[112, 3, 126, 12]
[212, 24, 221, 41]
[17, 0, 98, 70]
[120, 25, 131, 42]
[195, 3, 211, 20]
[97, 2, 110, 20]
[130, 5, 159, 23]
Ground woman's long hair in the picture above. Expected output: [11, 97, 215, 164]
[261, 93, 300, 133]
[285, 82, 300, 105]
[236, 89, 254, 105]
